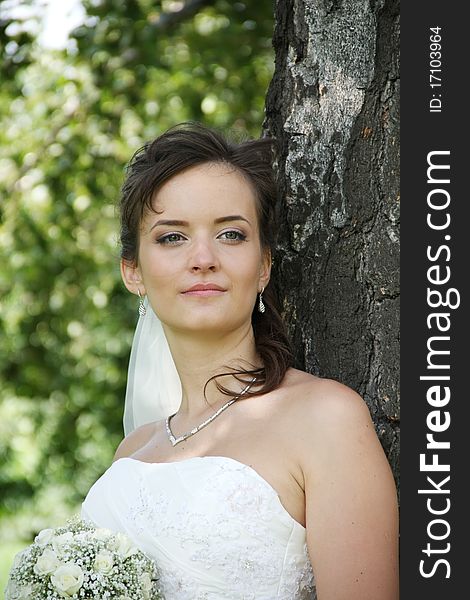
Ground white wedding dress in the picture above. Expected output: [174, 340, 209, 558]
[81, 455, 316, 599]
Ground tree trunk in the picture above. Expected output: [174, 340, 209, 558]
[264, 0, 400, 482]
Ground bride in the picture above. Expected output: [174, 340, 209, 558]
[81, 123, 399, 599]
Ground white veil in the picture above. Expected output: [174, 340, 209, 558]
[123, 295, 182, 436]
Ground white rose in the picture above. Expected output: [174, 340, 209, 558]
[140, 572, 152, 600]
[33, 548, 61, 576]
[11, 548, 29, 571]
[92, 527, 112, 542]
[17, 584, 35, 600]
[4, 579, 22, 600]
[52, 532, 74, 553]
[4, 580, 34, 600]
[35, 528, 55, 546]
[51, 563, 84, 597]
[94, 550, 114, 575]
[109, 532, 139, 558]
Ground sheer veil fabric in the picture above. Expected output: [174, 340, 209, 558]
[123, 296, 181, 436]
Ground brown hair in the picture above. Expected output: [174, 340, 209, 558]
[119, 122, 292, 398]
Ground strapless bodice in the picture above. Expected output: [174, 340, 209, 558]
[81, 456, 315, 599]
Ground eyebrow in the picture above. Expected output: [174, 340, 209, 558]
[150, 215, 251, 231]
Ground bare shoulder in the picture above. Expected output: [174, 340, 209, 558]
[282, 368, 372, 426]
[283, 371, 399, 598]
[113, 422, 159, 462]
[280, 369, 382, 468]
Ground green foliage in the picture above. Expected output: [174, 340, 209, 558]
[0, 0, 274, 553]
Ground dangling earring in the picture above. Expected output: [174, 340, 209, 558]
[258, 287, 265, 314]
[137, 289, 146, 317]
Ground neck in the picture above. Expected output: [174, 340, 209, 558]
[162, 323, 260, 419]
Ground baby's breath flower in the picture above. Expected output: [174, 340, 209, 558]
[4, 518, 162, 600]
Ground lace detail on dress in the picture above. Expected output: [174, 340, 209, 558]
[191, 461, 296, 593]
[278, 541, 316, 599]
[82, 456, 316, 599]
[126, 471, 172, 537]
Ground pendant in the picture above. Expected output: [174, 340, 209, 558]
[164, 378, 256, 447]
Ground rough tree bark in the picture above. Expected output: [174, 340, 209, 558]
[264, 0, 400, 483]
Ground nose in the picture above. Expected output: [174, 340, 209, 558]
[189, 237, 219, 272]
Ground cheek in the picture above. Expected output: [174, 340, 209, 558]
[231, 252, 263, 287]
[138, 247, 174, 287]
[145, 266, 176, 291]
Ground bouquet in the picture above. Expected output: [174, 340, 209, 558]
[4, 516, 163, 599]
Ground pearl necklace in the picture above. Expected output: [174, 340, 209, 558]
[165, 378, 256, 446]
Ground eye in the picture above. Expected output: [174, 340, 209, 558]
[155, 232, 186, 245]
[218, 230, 247, 242]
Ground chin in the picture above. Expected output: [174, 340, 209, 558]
[181, 315, 228, 332]
[171, 310, 248, 336]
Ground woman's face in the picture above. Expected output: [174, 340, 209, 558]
[122, 162, 271, 337]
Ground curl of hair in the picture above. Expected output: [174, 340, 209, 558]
[119, 122, 292, 399]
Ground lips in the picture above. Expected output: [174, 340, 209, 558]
[182, 283, 226, 296]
